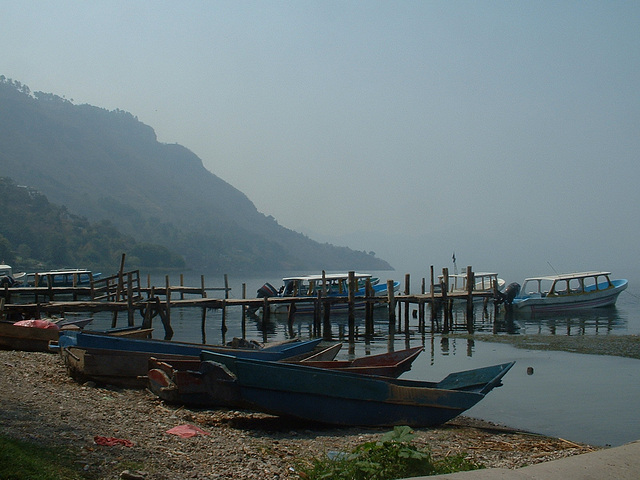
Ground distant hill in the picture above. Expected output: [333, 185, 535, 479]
[0, 177, 185, 272]
[0, 77, 392, 273]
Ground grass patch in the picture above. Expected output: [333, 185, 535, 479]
[0, 433, 87, 480]
[296, 425, 483, 479]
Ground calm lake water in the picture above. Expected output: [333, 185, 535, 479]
[85, 270, 640, 447]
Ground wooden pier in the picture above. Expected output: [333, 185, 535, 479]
[0, 266, 503, 343]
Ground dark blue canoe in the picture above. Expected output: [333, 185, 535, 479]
[199, 350, 515, 427]
[56, 331, 321, 360]
[54, 332, 322, 388]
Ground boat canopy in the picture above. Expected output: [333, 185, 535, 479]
[0, 264, 13, 276]
[520, 272, 613, 296]
[282, 273, 372, 282]
[281, 273, 375, 297]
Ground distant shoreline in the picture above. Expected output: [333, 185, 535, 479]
[456, 333, 640, 360]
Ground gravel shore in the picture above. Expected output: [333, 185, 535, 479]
[0, 349, 597, 480]
[472, 333, 640, 359]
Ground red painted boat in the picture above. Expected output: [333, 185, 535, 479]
[294, 345, 424, 377]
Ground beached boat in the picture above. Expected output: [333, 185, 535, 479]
[256, 273, 400, 314]
[54, 332, 323, 387]
[511, 271, 628, 313]
[197, 351, 514, 427]
[292, 345, 424, 377]
[147, 345, 422, 406]
[147, 343, 342, 406]
[0, 318, 93, 352]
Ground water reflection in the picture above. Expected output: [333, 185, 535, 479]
[424, 300, 628, 336]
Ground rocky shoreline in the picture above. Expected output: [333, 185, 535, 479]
[0, 349, 597, 480]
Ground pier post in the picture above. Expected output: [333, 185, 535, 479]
[466, 265, 474, 310]
[404, 274, 410, 333]
[348, 271, 355, 344]
[287, 301, 296, 331]
[241, 283, 247, 339]
[261, 296, 270, 330]
[365, 279, 373, 336]
[323, 298, 331, 340]
[222, 274, 229, 330]
[164, 275, 172, 339]
[127, 272, 134, 326]
[313, 291, 321, 336]
[387, 279, 396, 333]
[201, 307, 207, 344]
[221, 298, 227, 335]
[430, 266, 436, 319]
[442, 268, 450, 333]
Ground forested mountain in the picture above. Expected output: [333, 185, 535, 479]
[0, 77, 392, 273]
[0, 177, 185, 271]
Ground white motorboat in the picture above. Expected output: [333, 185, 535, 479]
[511, 271, 627, 313]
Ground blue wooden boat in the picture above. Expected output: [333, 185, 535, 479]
[54, 332, 322, 388]
[147, 343, 342, 406]
[56, 331, 321, 359]
[198, 350, 515, 427]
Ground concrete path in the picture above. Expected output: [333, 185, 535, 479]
[399, 440, 640, 480]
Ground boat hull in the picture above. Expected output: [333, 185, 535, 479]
[513, 280, 627, 313]
[199, 351, 514, 427]
[147, 345, 419, 406]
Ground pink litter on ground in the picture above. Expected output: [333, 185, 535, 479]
[13, 319, 59, 330]
[166, 424, 210, 438]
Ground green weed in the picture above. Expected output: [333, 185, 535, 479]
[296, 425, 483, 480]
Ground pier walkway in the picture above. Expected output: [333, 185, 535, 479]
[1, 266, 503, 341]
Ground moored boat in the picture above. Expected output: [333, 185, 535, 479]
[511, 271, 628, 313]
[436, 272, 505, 299]
[257, 273, 400, 314]
[21, 268, 101, 287]
[198, 350, 515, 427]
[0, 263, 27, 287]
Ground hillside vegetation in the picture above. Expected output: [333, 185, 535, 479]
[0, 77, 391, 273]
[0, 177, 184, 272]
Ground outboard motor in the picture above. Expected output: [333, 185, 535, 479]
[0, 275, 15, 288]
[495, 282, 520, 305]
[257, 282, 279, 299]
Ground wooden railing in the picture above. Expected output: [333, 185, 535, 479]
[91, 270, 142, 303]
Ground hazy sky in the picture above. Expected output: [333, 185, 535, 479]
[3, 1, 639, 281]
